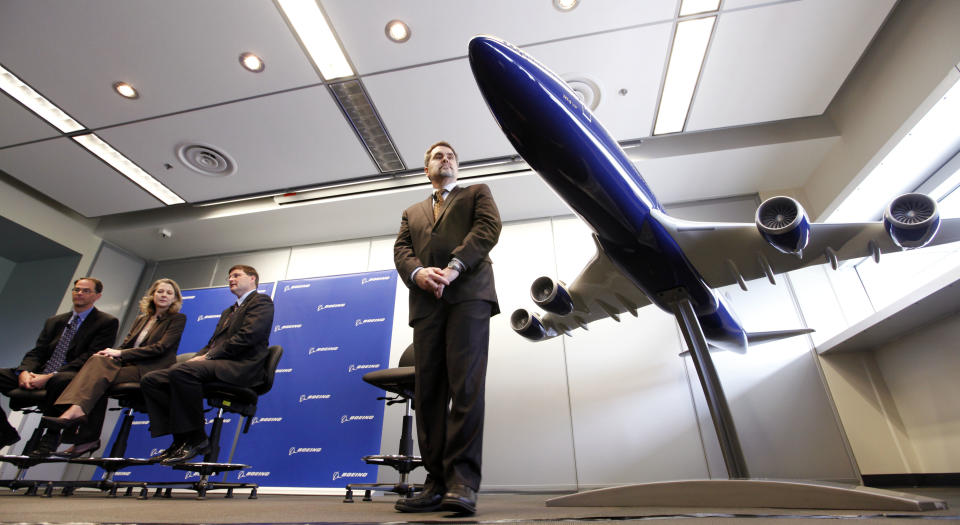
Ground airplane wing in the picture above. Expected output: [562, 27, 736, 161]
[537, 239, 651, 337]
[666, 215, 960, 289]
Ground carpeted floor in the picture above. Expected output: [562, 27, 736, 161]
[0, 487, 958, 524]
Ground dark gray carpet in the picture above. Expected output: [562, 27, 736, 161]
[0, 487, 958, 524]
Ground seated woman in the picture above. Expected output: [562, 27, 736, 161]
[43, 278, 186, 457]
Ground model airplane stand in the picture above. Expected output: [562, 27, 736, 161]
[547, 293, 946, 511]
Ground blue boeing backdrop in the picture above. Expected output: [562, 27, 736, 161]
[96, 270, 397, 489]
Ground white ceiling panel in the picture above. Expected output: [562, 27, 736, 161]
[0, 138, 164, 216]
[364, 59, 516, 166]
[0, 95, 61, 148]
[525, 24, 673, 141]
[323, 0, 678, 75]
[98, 86, 377, 202]
[0, 0, 320, 130]
[0, 1, 926, 260]
[687, 0, 895, 131]
[636, 137, 839, 203]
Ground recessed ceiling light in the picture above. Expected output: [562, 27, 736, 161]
[239, 52, 265, 72]
[0, 63, 84, 132]
[385, 20, 411, 43]
[554, 0, 579, 12]
[276, 0, 354, 81]
[113, 81, 139, 99]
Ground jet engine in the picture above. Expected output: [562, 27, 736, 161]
[756, 196, 810, 256]
[883, 193, 940, 248]
[511, 309, 547, 341]
[530, 276, 574, 315]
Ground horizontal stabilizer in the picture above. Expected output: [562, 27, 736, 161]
[745, 328, 814, 345]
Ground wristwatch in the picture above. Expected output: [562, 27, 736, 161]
[446, 259, 465, 273]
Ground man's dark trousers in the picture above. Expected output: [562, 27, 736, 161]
[140, 360, 221, 437]
[412, 299, 491, 491]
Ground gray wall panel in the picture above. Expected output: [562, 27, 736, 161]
[153, 257, 221, 290]
[213, 249, 291, 289]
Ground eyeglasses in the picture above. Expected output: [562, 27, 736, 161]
[72, 287, 96, 294]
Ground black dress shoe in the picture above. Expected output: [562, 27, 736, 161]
[395, 484, 446, 512]
[147, 442, 184, 463]
[41, 415, 87, 430]
[441, 484, 477, 515]
[53, 439, 101, 458]
[28, 430, 62, 457]
[161, 439, 210, 465]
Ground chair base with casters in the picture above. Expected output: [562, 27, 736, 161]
[343, 344, 424, 503]
[35, 382, 155, 498]
[0, 388, 60, 495]
[137, 345, 283, 500]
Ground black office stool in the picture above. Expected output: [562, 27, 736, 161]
[170, 345, 284, 499]
[344, 343, 423, 502]
[63, 353, 200, 498]
[0, 388, 67, 496]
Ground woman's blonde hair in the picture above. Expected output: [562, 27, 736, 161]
[138, 278, 183, 316]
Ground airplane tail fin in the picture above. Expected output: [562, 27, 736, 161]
[745, 328, 814, 345]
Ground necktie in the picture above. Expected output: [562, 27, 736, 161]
[433, 190, 445, 220]
[207, 304, 238, 359]
[43, 315, 79, 373]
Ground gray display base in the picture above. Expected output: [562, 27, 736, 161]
[545, 479, 947, 511]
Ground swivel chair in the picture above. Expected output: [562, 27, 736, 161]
[63, 352, 199, 498]
[169, 345, 284, 499]
[344, 343, 423, 502]
[0, 388, 64, 495]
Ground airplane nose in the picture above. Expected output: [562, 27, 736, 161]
[468, 35, 513, 80]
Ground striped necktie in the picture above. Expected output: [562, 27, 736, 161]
[43, 315, 79, 373]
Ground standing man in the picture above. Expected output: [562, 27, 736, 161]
[0, 277, 118, 454]
[394, 141, 502, 515]
[140, 265, 274, 465]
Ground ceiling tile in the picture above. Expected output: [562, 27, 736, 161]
[687, 0, 896, 131]
[524, 24, 673, 142]
[364, 58, 516, 166]
[0, 0, 321, 130]
[323, 0, 677, 75]
[0, 138, 164, 217]
[98, 86, 378, 202]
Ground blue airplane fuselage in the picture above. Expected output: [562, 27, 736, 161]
[469, 36, 746, 350]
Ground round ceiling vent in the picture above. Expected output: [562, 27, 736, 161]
[176, 143, 237, 177]
[562, 75, 601, 111]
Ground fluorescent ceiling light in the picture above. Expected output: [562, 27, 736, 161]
[277, 0, 354, 81]
[680, 0, 720, 16]
[0, 63, 85, 133]
[73, 133, 185, 205]
[827, 76, 960, 222]
[653, 16, 715, 135]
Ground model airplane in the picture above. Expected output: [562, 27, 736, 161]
[468, 35, 960, 352]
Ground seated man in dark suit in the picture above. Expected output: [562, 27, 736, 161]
[140, 264, 274, 465]
[0, 277, 119, 454]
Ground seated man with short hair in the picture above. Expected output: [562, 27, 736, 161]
[0, 277, 119, 454]
[140, 264, 274, 465]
